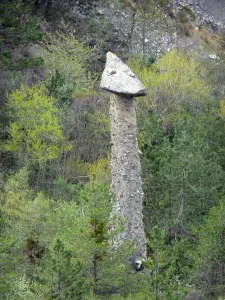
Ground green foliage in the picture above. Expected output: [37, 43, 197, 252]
[85, 102, 110, 142]
[5, 84, 71, 165]
[129, 50, 210, 124]
[139, 112, 225, 230]
[124, 0, 167, 19]
[6, 18, 43, 44]
[0, 0, 29, 28]
[2, 168, 55, 248]
[193, 200, 225, 298]
[6, 275, 35, 300]
[0, 3, 225, 297]
[0, 211, 18, 297]
[1, 105, 224, 298]
[42, 23, 96, 103]
[11, 57, 44, 71]
[199, 199, 225, 264]
[3, 167, 33, 218]
[0, 51, 13, 68]
[5, 273, 47, 300]
[84, 99, 110, 157]
[29, 171, 110, 298]
[55, 177, 83, 203]
[0, 168, 57, 299]
[55, 164, 110, 264]
[145, 227, 190, 299]
[58, 96, 110, 164]
[0, 0, 43, 45]
[35, 239, 89, 300]
[0, 54, 44, 71]
[175, 6, 195, 37]
[50, 158, 155, 298]
[218, 99, 225, 118]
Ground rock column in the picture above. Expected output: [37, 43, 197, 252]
[100, 52, 147, 269]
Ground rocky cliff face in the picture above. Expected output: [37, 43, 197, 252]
[66, 0, 225, 98]
[174, 0, 225, 23]
[88, 0, 225, 57]
[198, 0, 225, 23]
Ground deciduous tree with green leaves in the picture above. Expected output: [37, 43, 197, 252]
[5, 84, 71, 165]
[42, 24, 96, 104]
[129, 50, 211, 126]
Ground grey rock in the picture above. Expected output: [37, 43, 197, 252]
[209, 53, 219, 60]
[96, 8, 105, 15]
[100, 52, 147, 97]
[183, 289, 204, 300]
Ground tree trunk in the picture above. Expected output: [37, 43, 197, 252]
[127, 11, 136, 52]
[57, 247, 61, 300]
[45, 0, 52, 19]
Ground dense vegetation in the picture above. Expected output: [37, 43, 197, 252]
[0, 0, 225, 299]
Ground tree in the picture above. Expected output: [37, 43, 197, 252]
[0, 0, 43, 45]
[138, 112, 225, 233]
[0, 168, 56, 299]
[52, 158, 152, 298]
[129, 50, 211, 127]
[6, 275, 35, 300]
[42, 24, 96, 104]
[194, 200, 225, 298]
[54, 158, 111, 297]
[121, 0, 167, 53]
[5, 84, 70, 165]
[145, 226, 190, 300]
[136, 0, 167, 54]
